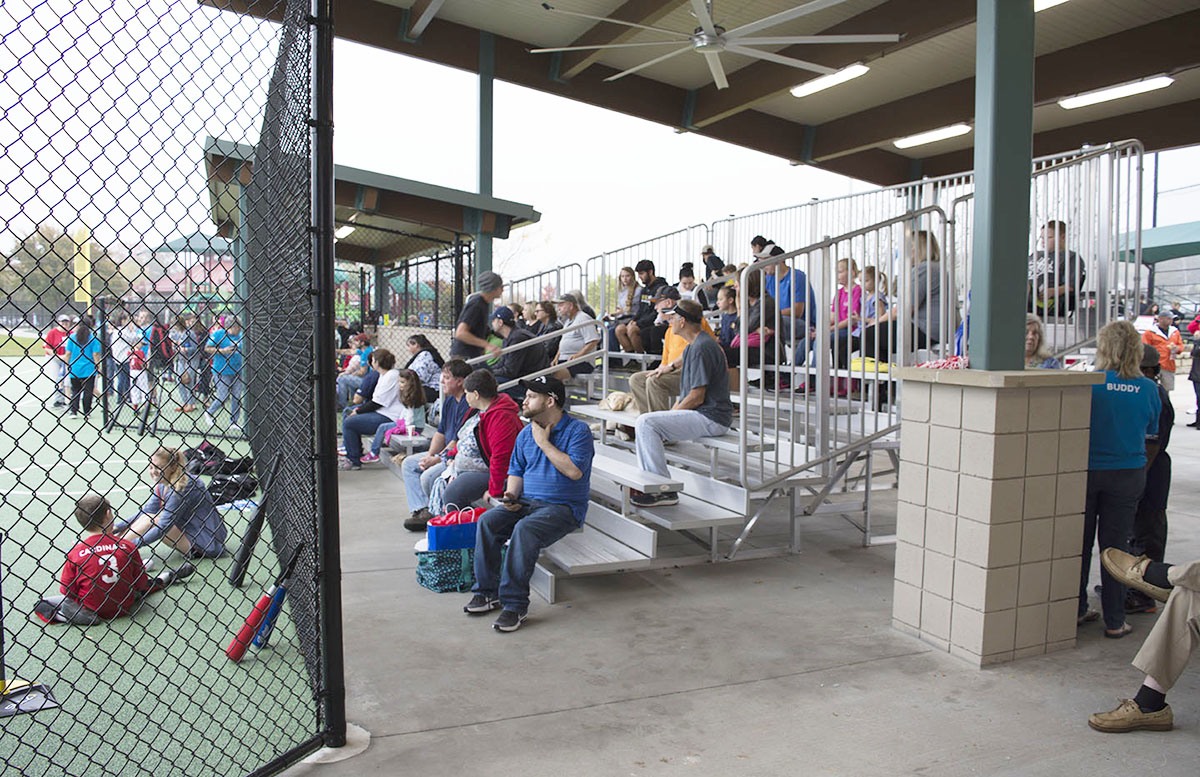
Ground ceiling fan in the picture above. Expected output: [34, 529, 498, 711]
[533, 0, 901, 90]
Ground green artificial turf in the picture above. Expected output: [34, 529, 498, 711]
[0, 335, 39, 357]
[0, 356, 319, 776]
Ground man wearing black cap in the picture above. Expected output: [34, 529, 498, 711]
[628, 290, 716, 415]
[464, 375, 594, 632]
[450, 271, 505, 360]
[551, 293, 600, 380]
[632, 300, 732, 507]
[615, 260, 668, 355]
[490, 306, 546, 395]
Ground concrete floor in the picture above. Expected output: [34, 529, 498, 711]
[285, 389, 1200, 777]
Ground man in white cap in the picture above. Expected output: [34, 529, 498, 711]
[450, 271, 504, 360]
[550, 293, 600, 381]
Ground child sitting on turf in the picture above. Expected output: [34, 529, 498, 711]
[34, 493, 193, 625]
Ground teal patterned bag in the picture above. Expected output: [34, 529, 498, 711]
[415, 547, 474, 593]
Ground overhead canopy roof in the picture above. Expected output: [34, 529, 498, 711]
[1122, 221, 1200, 265]
[220, 0, 1200, 186]
[155, 233, 233, 255]
[203, 137, 540, 266]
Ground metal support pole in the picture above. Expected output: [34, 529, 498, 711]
[967, 0, 1034, 370]
[475, 31, 494, 277]
[373, 265, 386, 323]
[453, 238, 465, 316]
[312, 0, 346, 749]
[97, 297, 110, 427]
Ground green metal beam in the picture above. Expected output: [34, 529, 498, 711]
[475, 30, 494, 277]
[967, 0, 1034, 370]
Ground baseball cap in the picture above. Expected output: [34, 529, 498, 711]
[519, 375, 567, 407]
[701, 244, 714, 254]
[551, 292, 580, 306]
[58, 315, 71, 323]
[654, 286, 681, 302]
[491, 306, 515, 324]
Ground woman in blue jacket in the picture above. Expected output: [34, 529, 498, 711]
[118, 447, 227, 558]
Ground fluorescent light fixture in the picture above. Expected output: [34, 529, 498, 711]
[790, 63, 869, 98]
[334, 225, 356, 239]
[1034, 0, 1070, 11]
[1057, 75, 1174, 110]
[893, 123, 971, 149]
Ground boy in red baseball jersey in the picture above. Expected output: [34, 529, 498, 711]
[34, 493, 192, 625]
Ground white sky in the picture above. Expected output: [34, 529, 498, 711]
[0, 3, 1197, 278]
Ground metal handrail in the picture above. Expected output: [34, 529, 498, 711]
[463, 317, 606, 391]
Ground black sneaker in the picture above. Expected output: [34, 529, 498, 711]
[153, 562, 196, 590]
[464, 594, 500, 615]
[630, 491, 678, 508]
[403, 508, 432, 532]
[493, 609, 527, 632]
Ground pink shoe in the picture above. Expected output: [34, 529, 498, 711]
[360, 452, 380, 463]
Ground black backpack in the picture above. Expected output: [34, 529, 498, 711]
[207, 473, 259, 505]
[149, 322, 174, 369]
[186, 442, 227, 475]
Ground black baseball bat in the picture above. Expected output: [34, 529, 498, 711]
[228, 452, 283, 588]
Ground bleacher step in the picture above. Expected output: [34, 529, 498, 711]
[635, 493, 746, 532]
[585, 502, 658, 557]
[591, 448, 683, 494]
[541, 525, 654, 574]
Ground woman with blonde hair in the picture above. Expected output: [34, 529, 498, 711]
[1080, 320, 1162, 638]
[117, 447, 228, 558]
[1025, 314, 1062, 369]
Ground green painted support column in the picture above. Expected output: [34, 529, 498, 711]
[475, 30, 494, 278]
[967, 0, 1034, 370]
[234, 182, 249, 318]
[373, 265, 386, 323]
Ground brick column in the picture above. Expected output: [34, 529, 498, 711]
[892, 368, 1104, 667]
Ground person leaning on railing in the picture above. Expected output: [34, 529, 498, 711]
[489, 306, 547, 398]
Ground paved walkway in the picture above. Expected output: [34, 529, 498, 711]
[285, 387, 1200, 777]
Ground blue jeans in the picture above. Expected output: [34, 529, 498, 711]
[401, 456, 446, 512]
[336, 374, 363, 409]
[634, 409, 728, 477]
[206, 372, 244, 426]
[1081, 467, 1145, 630]
[113, 361, 131, 405]
[342, 411, 390, 464]
[473, 500, 578, 613]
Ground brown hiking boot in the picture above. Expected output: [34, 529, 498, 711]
[1088, 699, 1173, 733]
[403, 508, 432, 532]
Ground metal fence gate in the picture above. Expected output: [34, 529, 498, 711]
[0, 0, 343, 774]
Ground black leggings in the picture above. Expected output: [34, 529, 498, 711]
[860, 321, 936, 359]
[69, 375, 95, 415]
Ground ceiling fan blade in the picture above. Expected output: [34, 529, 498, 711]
[732, 34, 902, 46]
[703, 51, 729, 90]
[724, 44, 837, 75]
[541, 3, 691, 38]
[689, 0, 719, 36]
[603, 45, 693, 82]
[725, 0, 855, 39]
[530, 40, 692, 54]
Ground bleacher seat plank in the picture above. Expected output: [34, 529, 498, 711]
[542, 525, 653, 574]
[633, 493, 745, 531]
[585, 502, 658, 557]
[591, 449, 682, 494]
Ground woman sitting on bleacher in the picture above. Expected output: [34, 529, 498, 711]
[404, 334, 444, 405]
[340, 348, 404, 470]
[861, 230, 957, 358]
[1025, 314, 1063, 369]
[428, 369, 522, 514]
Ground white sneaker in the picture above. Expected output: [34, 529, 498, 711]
[204, 413, 214, 429]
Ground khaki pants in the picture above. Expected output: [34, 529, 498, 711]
[1132, 559, 1200, 690]
[628, 369, 680, 415]
[1160, 369, 1176, 393]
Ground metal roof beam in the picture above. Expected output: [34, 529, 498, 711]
[558, 0, 682, 80]
[811, 9, 1200, 162]
[407, 0, 446, 40]
[689, 0, 975, 129]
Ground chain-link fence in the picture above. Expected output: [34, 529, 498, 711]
[0, 0, 342, 774]
[381, 240, 473, 329]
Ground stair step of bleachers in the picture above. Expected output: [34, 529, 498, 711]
[593, 447, 749, 509]
[590, 448, 683, 494]
[584, 502, 658, 557]
[633, 493, 746, 532]
[541, 524, 654, 574]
